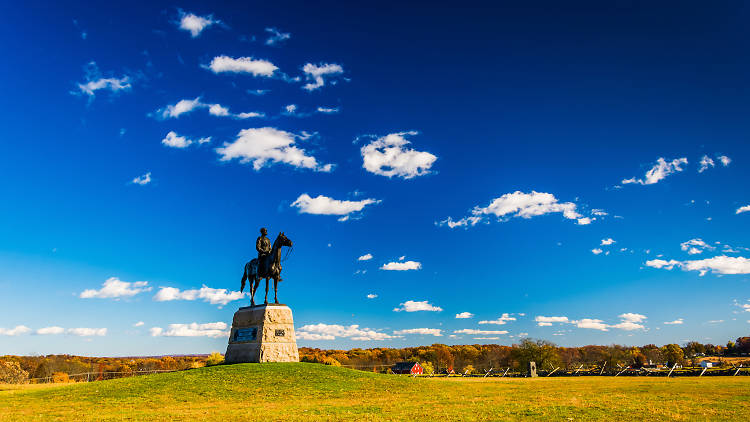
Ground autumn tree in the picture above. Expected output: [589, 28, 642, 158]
[0, 361, 29, 384]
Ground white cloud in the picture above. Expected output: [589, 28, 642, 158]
[265, 27, 290, 45]
[131, 172, 151, 185]
[592, 209, 608, 216]
[573, 318, 609, 331]
[285, 104, 297, 114]
[208, 104, 229, 116]
[217, 128, 333, 172]
[151, 322, 228, 338]
[178, 12, 217, 37]
[133, 321, 145, 327]
[153, 285, 244, 307]
[610, 313, 647, 331]
[80, 277, 151, 299]
[207, 55, 278, 77]
[317, 107, 339, 114]
[601, 238, 616, 246]
[393, 328, 442, 336]
[36, 326, 64, 335]
[439, 191, 592, 228]
[157, 97, 203, 119]
[291, 194, 379, 221]
[718, 155, 731, 166]
[296, 323, 395, 341]
[736, 205, 750, 214]
[454, 329, 508, 335]
[622, 157, 688, 185]
[366, 294, 377, 299]
[360, 132, 437, 179]
[455, 312, 474, 319]
[68, 327, 107, 337]
[479, 313, 516, 325]
[646, 255, 750, 276]
[664, 319, 684, 325]
[236, 112, 264, 119]
[535, 316, 569, 326]
[698, 155, 715, 173]
[380, 261, 421, 271]
[358, 253, 373, 261]
[592, 248, 603, 255]
[0, 325, 31, 336]
[393, 300, 442, 312]
[78, 76, 131, 97]
[680, 238, 715, 255]
[302, 63, 344, 91]
[161, 131, 211, 149]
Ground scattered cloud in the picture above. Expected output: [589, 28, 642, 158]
[573, 318, 609, 331]
[296, 323, 395, 341]
[621, 157, 688, 185]
[36, 326, 65, 335]
[0, 326, 31, 336]
[366, 294, 377, 299]
[265, 27, 290, 45]
[439, 191, 593, 228]
[291, 193, 380, 221]
[302, 63, 344, 91]
[736, 205, 750, 215]
[317, 107, 339, 114]
[217, 128, 333, 172]
[455, 312, 474, 319]
[646, 255, 750, 276]
[161, 131, 210, 148]
[380, 261, 421, 271]
[479, 313, 516, 325]
[358, 253, 373, 261]
[206, 55, 278, 77]
[67, 328, 107, 337]
[178, 11, 218, 37]
[153, 285, 244, 307]
[155, 97, 263, 120]
[680, 238, 715, 255]
[592, 248, 603, 255]
[718, 155, 731, 166]
[698, 155, 715, 173]
[393, 328, 442, 336]
[131, 172, 152, 186]
[151, 322, 227, 338]
[454, 329, 508, 335]
[74, 62, 130, 99]
[393, 300, 442, 312]
[133, 321, 145, 327]
[610, 313, 647, 331]
[360, 132, 437, 179]
[601, 238, 615, 246]
[80, 277, 151, 299]
[664, 319, 684, 325]
[535, 316, 569, 326]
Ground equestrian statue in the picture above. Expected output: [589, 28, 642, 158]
[240, 228, 293, 306]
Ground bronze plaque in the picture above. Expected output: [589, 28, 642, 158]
[274, 329, 285, 337]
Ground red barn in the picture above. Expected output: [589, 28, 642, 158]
[392, 362, 423, 375]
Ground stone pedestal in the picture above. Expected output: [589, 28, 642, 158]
[225, 304, 299, 363]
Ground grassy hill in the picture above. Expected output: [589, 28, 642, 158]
[1, 363, 749, 421]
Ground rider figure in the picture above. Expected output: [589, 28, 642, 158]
[256, 227, 272, 275]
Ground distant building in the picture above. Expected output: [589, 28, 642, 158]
[700, 361, 720, 368]
[392, 362, 423, 375]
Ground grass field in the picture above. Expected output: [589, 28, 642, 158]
[1, 363, 749, 421]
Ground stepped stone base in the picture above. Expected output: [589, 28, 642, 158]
[225, 304, 299, 363]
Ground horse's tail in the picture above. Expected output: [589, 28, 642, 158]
[240, 266, 247, 292]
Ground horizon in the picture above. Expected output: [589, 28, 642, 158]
[1, 1, 749, 356]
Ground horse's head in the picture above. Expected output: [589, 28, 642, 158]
[277, 231, 293, 248]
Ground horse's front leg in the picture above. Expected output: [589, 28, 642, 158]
[249, 277, 257, 307]
[264, 278, 269, 304]
[273, 279, 279, 304]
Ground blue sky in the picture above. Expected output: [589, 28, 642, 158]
[1, 1, 749, 356]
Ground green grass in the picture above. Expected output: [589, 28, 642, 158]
[1, 363, 749, 421]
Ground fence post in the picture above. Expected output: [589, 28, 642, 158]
[667, 363, 677, 378]
[734, 365, 742, 377]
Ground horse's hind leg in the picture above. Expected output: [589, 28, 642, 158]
[249, 277, 256, 307]
[273, 279, 279, 304]
[264, 278, 269, 304]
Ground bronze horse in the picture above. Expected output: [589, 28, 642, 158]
[240, 232, 292, 306]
